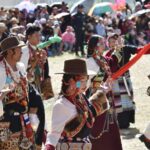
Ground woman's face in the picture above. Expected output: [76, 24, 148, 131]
[75, 75, 88, 94]
[66, 75, 88, 96]
[108, 37, 118, 49]
[96, 38, 105, 55]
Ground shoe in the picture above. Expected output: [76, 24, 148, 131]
[138, 134, 150, 149]
[120, 129, 130, 135]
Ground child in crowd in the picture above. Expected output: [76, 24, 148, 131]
[62, 26, 75, 51]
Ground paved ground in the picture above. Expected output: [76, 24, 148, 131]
[44, 52, 150, 150]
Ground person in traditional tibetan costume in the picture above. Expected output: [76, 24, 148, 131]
[45, 59, 109, 150]
[0, 36, 34, 150]
[105, 33, 150, 129]
[21, 25, 54, 149]
[86, 35, 123, 150]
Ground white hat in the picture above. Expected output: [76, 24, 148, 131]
[0, 22, 7, 31]
[40, 18, 46, 24]
[54, 20, 59, 26]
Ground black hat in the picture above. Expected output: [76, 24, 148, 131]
[56, 59, 96, 75]
[77, 4, 84, 9]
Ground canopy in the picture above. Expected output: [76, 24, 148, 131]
[15, 0, 36, 12]
[88, 2, 114, 16]
[129, 9, 150, 19]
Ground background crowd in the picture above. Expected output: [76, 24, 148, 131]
[0, 0, 149, 57]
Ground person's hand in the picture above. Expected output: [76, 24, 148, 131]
[100, 77, 113, 93]
[0, 85, 14, 99]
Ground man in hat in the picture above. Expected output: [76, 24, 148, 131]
[72, 4, 87, 56]
[0, 36, 34, 149]
[21, 25, 52, 149]
[45, 59, 109, 150]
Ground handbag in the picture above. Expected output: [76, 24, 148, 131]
[40, 77, 54, 100]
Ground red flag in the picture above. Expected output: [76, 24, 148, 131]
[112, 43, 150, 80]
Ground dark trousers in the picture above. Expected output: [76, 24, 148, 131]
[28, 85, 45, 146]
[75, 32, 85, 56]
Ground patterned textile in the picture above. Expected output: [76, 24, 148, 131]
[0, 132, 20, 150]
[112, 73, 135, 113]
[56, 142, 92, 150]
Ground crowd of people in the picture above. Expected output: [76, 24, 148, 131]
[0, 0, 150, 150]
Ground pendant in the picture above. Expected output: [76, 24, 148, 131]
[19, 137, 32, 149]
[84, 112, 88, 118]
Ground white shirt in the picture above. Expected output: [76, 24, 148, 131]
[21, 42, 37, 70]
[46, 96, 77, 147]
[86, 57, 99, 88]
[96, 23, 106, 37]
[21, 45, 30, 70]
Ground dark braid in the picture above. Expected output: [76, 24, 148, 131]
[60, 74, 76, 95]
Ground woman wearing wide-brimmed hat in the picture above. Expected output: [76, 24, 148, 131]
[86, 34, 123, 150]
[0, 36, 34, 150]
[45, 58, 109, 150]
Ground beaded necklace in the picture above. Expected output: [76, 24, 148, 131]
[28, 43, 45, 83]
[93, 54, 112, 77]
[3, 59, 28, 107]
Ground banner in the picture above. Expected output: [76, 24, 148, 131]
[112, 43, 150, 80]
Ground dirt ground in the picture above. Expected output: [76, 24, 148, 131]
[44, 52, 150, 150]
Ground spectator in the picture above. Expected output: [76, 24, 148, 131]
[62, 25, 75, 51]
[95, 17, 106, 37]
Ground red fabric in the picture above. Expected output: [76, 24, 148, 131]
[91, 112, 123, 150]
[136, 46, 150, 54]
[112, 43, 150, 80]
[0, 56, 3, 61]
[45, 144, 55, 150]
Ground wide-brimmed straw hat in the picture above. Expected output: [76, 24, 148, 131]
[56, 59, 96, 75]
[0, 36, 25, 54]
[0, 22, 7, 31]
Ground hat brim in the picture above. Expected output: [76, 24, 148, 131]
[0, 41, 25, 55]
[55, 70, 97, 75]
[108, 33, 119, 38]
